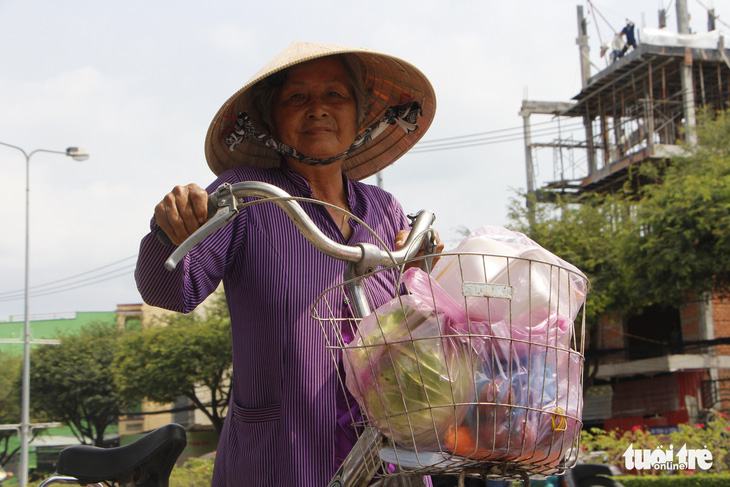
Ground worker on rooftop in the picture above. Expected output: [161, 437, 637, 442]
[621, 19, 637, 55]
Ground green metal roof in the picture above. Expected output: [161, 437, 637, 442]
[0, 311, 116, 355]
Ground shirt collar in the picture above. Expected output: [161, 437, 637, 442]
[280, 163, 314, 197]
[280, 162, 359, 214]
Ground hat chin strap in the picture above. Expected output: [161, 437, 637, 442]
[223, 101, 422, 167]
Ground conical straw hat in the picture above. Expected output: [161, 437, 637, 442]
[204, 41, 436, 181]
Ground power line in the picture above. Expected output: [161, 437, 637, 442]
[0, 258, 137, 302]
[415, 118, 572, 146]
[666, 0, 676, 15]
[415, 121, 585, 147]
[410, 134, 529, 153]
[411, 120, 585, 153]
[0, 255, 137, 298]
[587, 0, 619, 38]
[0, 269, 134, 302]
[0, 119, 591, 300]
[18, 268, 135, 299]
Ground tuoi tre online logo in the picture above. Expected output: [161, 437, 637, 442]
[622, 443, 713, 471]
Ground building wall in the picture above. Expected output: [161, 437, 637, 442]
[595, 291, 730, 431]
[712, 295, 730, 412]
[604, 370, 706, 432]
[0, 311, 117, 355]
[713, 295, 730, 355]
[680, 299, 703, 342]
[598, 313, 626, 363]
[612, 374, 679, 417]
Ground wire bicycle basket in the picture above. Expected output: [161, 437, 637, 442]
[314, 246, 589, 483]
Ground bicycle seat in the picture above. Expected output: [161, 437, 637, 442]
[55, 423, 187, 487]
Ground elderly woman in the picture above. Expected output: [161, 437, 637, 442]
[135, 41, 439, 486]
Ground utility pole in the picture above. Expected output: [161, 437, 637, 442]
[0, 142, 88, 487]
[676, 0, 698, 146]
[576, 5, 597, 174]
[576, 6, 591, 88]
[521, 101, 535, 200]
[519, 100, 577, 210]
[676, 0, 713, 387]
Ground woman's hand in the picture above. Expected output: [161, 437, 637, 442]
[395, 228, 445, 269]
[154, 184, 209, 246]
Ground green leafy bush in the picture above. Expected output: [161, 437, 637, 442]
[169, 457, 215, 487]
[621, 473, 730, 487]
[581, 414, 730, 475]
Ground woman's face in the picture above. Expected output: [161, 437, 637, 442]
[272, 56, 358, 160]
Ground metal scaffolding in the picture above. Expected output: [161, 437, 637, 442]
[522, 2, 730, 201]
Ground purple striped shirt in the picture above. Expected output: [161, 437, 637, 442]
[135, 165, 409, 486]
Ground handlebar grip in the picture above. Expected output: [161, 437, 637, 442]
[155, 198, 218, 247]
[156, 228, 174, 246]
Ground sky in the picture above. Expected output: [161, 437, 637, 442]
[0, 0, 727, 321]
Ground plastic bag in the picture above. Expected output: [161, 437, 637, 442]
[401, 266, 467, 326]
[402, 263, 584, 466]
[464, 336, 582, 464]
[431, 226, 588, 326]
[343, 294, 476, 450]
[450, 313, 575, 359]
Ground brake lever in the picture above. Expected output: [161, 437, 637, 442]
[403, 211, 437, 273]
[163, 183, 241, 271]
[421, 230, 437, 273]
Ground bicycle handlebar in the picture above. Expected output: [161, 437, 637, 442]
[160, 181, 437, 275]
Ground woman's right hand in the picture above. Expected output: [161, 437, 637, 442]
[154, 184, 210, 246]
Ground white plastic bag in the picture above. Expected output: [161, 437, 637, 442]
[431, 226, 588, 326]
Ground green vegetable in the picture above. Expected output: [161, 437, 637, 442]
[346, 301, 476, 450]
[348, 303, 431, 370]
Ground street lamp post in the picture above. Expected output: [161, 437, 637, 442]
[0, 141, 89, 487]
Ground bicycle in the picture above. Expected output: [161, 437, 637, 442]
[42, 181, 588, 487]
[38, 423, 186, 487]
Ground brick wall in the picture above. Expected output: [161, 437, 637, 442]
[680, 300, 702, 342]
[598, 313, 627, 364]
[716, 288, 730, 415]
[713, 294, 730, 355]
[594, 291, 730, 417]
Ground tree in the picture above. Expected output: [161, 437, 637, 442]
[0, 353, 21, 466]
[113, 293, 232, 434]
[508, 193, 637, 327]
[509, 109, 730, 391]
[511, 108, 730, 317]
[508, 193, 640, 389]
[581, 413, 730, 474]
[30, 324, 124, 446]
[621, 109, 730, 306]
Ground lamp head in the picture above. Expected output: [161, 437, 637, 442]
[66, 147, 89, 162]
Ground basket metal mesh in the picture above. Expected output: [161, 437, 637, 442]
[313, 251, 589, 481]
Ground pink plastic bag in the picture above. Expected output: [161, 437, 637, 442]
[466, 336, 582, 464]
[342, 293, 476, 450]
[402, 266, 467, 326]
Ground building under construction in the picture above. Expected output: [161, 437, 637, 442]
[520, 2, 730, 433]
[521, 2, 730, 198]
